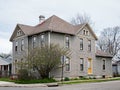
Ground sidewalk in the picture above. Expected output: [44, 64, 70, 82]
[0, 81, 47, 87]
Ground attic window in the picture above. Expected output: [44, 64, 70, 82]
[83, 29, 89, 36]
[83, 30, 86, 35]
[17, 30, 22, 36]
[86, 31, 89, 35]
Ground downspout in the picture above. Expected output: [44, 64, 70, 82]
[48, 31, 51, 47]
[48, 31, 51, 78]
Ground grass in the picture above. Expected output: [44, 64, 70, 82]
[0, 78, 14, 82]
[14, 78, 56, 84]
[60, 77, 120, 84]
[0, 77, 56, 84]
[0, 77, 120, 84]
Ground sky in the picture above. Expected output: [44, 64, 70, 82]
[0, 0, 120, 54]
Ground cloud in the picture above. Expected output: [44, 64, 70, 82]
[0, 0, 120, 53]
[0, 38, 12, 54]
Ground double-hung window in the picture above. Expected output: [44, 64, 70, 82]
[21, 39, 24, 51]
[15, 41, 18, 52]
[88, 40, 91, 52]
[103, 60, 105, 70]
[65, 57, 70, 71]
[33, 36, 37, 48]
[65, 36, 69, 48]
[80, 38, 83, 50]
[40, 34, 45, 47]
[80, 58, 84, 71]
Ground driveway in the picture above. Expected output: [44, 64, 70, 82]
[0, 80, 120, 90]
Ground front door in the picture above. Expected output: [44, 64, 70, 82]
[88, 58, 92, 74]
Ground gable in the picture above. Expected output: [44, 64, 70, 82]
[10, 25, 25, 41]
[76, 23, 98, 40]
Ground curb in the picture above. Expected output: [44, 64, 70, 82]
[0, 84, 47, 87]
[0, 83, 59, 87]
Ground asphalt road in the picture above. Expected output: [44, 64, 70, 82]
[0, 80, 120, 90]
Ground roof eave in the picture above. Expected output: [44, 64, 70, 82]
[96, 55, 113, 58]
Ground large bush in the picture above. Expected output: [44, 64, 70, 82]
[18, 69, 30, 80]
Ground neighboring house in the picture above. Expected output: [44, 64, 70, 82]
[0, 56, 12, 77]
[112, 60, 120, 76]
[10, 15, 113, 79]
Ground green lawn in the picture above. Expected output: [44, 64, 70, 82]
[0, 78, 13, 82]
[0, 78, 56, 84]
[59, 77, 120, 84]
[0, 77, 120, 84]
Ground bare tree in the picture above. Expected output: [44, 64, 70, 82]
[18, 44, 70, 79]
[71, 13, 94, 26]
[97, 26, 120, 59]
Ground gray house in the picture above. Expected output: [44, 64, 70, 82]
[10, 15, 113, 79]
[112, 60, 120, 76]
[0, 56, 12, 77]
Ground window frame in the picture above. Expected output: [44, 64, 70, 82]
[15, 41, 18, 52]
[65, 57, 70, 71]
[21, 39, 24, 51]
[103, 59, 105, 70]
[80, 38, 83, 50]
[80, 58, 84, 71]
[40, 34, 45, 47]
[65, 36, 70, 48]
[33, 36, 37, 48]
[88, 40, 91, 52]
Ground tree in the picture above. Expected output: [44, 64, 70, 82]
[21, 44, 69, 79]
[97, 26, 120, 60]
[71, 13, 94, 26]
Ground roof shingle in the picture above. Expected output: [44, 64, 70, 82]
[96, 50, 113, 58]
[10, 15, 97, 41]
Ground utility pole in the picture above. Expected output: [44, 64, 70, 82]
[61, 56, 65, 82]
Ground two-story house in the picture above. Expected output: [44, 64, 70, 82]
[10, 15, 113, 79]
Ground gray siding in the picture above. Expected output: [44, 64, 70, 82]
[12, 26, 112, 79]
[94, 57, 112, 78]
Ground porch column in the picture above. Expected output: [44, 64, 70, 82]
[2, 65, 4, 76]
[8, 65, 9, 76]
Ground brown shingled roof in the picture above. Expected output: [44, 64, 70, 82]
[96, 50, 113, 58]
[32, 15, 75, 35]
[10, 15, 98, 41]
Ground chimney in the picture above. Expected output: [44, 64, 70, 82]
[39, 15, 45, 23]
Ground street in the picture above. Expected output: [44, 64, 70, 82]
[0, 80, 120, 90]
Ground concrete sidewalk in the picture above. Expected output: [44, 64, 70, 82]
[0, 81, 59, 87]
[0, 81, 47, 87]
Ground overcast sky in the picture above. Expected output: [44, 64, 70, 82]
[0, 0, 120, 54]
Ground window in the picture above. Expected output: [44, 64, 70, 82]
[40, 34, 45, 47]
[103, 60, 105, 70]
[65, 36, 69, 48]
[21, 39, 24, 51]
[15, 41, 18, 52]
[15, 60, 18, 73]
[86, 31, 89, 35]
[88, 40, 91, 51]
[20, 58, 23, 68]
[83, 29, 89, 36]
[33, 36, 37, 48]
[65, 57, 70, 71]
[83, 30, 86, 35]
[80, 38, 83, 50]
[80, 58, 84, 71]
[17, 30, 22, 36]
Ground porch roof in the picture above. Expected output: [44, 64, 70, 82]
[0, 58, 10, 65]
